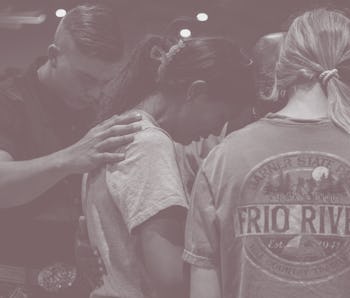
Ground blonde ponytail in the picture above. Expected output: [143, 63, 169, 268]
[269, 8, 350, 133]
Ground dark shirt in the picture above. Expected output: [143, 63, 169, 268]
[0, 58, 93, 267]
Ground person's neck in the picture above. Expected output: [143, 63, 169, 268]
[276, 83, 328, 119]
[134, 93, 173, 129]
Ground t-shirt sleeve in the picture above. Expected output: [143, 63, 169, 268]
[0, 84, 23, 158]
[106, 128, 188, 233]
[183, 163, 219, 269]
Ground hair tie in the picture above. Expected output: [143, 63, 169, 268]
[166, 39, 185, 62]
[156, 39, 186, 83]
[319, 69, 339, 86]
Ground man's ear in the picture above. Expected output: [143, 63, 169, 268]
[47, 44, 60, 68]
[186, 80, 208, 102]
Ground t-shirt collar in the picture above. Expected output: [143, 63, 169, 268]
[264, 112, 331, 124]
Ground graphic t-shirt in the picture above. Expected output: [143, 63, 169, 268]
[184, 114, 350, 298]
[83, 111, 188, 298]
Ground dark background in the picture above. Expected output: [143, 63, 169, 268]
[0, 0, 349, 74]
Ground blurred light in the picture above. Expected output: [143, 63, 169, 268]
[55, 9, 66, 18]
[0, 10, 46, 29]
[180, 28, 191, 38]
[196, 12, 208, 22]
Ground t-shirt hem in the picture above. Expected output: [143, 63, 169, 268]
[182, 249, 216, 269]
[127, 196, 188, 233]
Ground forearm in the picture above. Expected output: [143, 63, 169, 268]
[153, 237, 187, 297]
[139, 208, 189, 297]
[0, 151, 71, 208]
[141, 229, 187, 295]
[0, 112, 142, 208]
[190, 266, 220, 298]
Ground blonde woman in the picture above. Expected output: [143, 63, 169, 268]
[185, 8, 350, 298]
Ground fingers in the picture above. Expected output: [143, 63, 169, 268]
[66, 113, 142, 173]
[96, 152, 126, 164]
[98, 123, 142, 140]
[95, 134, 134, 152]
[99, 112, 142, 130]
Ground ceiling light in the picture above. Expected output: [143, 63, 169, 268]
[180, 28, 191, 38]
[55, 9, 66, 18]
[196, 13, 208, 22]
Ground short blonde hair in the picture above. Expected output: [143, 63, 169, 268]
[271, 8, 350, 133]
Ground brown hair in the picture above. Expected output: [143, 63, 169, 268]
[99, 35, 254, 120]
[56, 2, 123, 61]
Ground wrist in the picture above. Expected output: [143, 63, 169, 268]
[51, 149, 75, 177]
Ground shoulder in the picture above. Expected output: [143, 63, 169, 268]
[215, 118, 276, 154]
[107, 125, 176, 174]
[133, 125, 174, 152]
[199, 120, 270, 179]
[208, 120, 263, 154]
[226, 119, 270, 141]
[124, 127, 176, 168]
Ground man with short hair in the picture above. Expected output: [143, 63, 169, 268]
[0, 3, 140, 297]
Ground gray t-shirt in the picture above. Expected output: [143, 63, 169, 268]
[83, 111, 188, 298]
[184, 114, 350, 298]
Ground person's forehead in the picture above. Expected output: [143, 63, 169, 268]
[68, 49, 119, 82]
[59, 31, 120, 82]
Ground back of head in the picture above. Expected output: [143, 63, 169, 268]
[99, 35, 173, 120]
[56, 2, 123, 62]
[102, 35, 254, 120]
[158, 37, 254, 102]
[272, 8, 350, 133]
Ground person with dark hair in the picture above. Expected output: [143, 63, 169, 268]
[83, 34, 254, 298]
[185, 8, 350, 298]
[0, 3, 141, 298]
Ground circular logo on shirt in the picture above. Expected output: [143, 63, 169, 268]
[237, 152, 350, 283]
